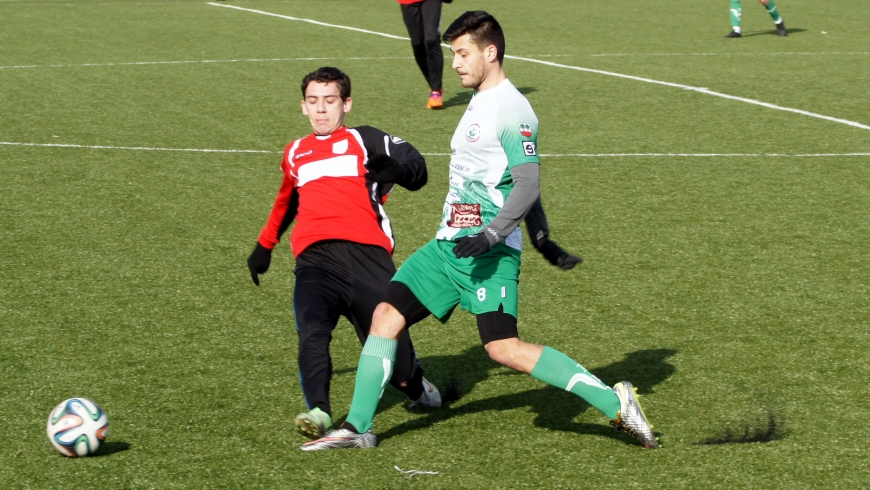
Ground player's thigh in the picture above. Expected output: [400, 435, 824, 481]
[392, 239, 460, 321]
[346, 245, 396, 342]
[293, 265, 345, 339]
[451, 245, 521, 318]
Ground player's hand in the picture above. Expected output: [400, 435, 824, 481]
[365, 154, 404, 183]
[453, 234, 492, 258]
[535, 238, 582, 270]
[247, 242, 273, 286]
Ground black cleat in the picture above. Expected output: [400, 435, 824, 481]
[776, 21, 787, 36]
[724, 30, 742, 38]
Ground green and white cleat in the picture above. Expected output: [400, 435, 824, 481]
[299, 427, 378, 451]
[294, 407, 334, 440]
[610, 381, 659, 449]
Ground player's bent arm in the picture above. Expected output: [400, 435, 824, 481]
[357, 125, 428, 191]
[482, 163, 541, 247]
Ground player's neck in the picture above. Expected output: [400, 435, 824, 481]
[475, 66, 507, 93]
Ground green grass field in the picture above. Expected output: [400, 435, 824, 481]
[2, 0, 869, 487]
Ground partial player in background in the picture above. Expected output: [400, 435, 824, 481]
[726, 0, 787, 37]
[301, 11, 658, 452]
[247, 67, 441, 441]
[398, 0, 452, 109]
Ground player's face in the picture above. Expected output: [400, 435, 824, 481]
[301, 82, 352, 135]
[450, 33, 496, 91]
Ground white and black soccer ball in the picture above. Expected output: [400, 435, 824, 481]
[46, 398, 109, 457]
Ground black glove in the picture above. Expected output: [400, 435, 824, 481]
[536, 238, 582, 270]
[453, 234, 492, 258]
[365, 154, 404, 183]
[247, 242, 273, 286]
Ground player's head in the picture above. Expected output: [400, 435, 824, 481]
[442, 11, 505, 91]
[300, 67, 353, 135]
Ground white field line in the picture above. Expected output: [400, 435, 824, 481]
[207, 2, 870, 133]
[2, 142, 868, 158]
[0, 56, 412, 70]
[0, 142, 274, 153]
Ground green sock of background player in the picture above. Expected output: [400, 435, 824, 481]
[730, 0, 742, 33]
[761, 0, 782, 24]
[345, 337, 621, 433]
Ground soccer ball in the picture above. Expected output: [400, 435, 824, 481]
[46, 398, 109, 457]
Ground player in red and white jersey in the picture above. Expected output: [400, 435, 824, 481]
[247, 67, 438, 440]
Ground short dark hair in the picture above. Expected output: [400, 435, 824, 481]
[442, 11, 505, 63]
[301, 67, 351, 100]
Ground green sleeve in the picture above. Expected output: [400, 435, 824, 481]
[497, 109, 540, 168]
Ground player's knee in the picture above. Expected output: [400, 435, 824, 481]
[370, 302, 406, 338]
[758, 0, 769, 5]
[484, 338, 519, 367]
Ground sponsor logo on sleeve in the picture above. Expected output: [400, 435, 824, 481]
[522, 141, 537, 156]
[446, 203, 482, 228]
[519, 122, 533, 137]
[390, 136, 405, 144]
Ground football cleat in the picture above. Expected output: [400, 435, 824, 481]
[408, 377, 442, 408]
[776, 21, 788, 36]
[294, 407, 333, 440]
[299, 427, 377, 451]
[427, 90, 444, 110]
[725, 30, 742, 38]
[610, 381, 659, 449]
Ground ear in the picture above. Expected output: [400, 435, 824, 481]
[485, 44, 499, 63]
[301, 99, 308, 116]
[343, 97, 353, 114]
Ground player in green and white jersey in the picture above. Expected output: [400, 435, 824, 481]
[726, 0, 787, 37]
[301, 11, 659, 452]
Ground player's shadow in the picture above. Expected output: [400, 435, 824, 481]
[377, 346, 676, 445]
[742, 27, 806, 37]
[442, 86, 537, 109]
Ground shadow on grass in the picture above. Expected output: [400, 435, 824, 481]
[742, 27, 806, 37]
[376, 346, 676, 446]
[95, 441, 131, 457]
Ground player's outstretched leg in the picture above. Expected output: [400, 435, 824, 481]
[610, 381, 660, 449]
[294, 407, 333, 440]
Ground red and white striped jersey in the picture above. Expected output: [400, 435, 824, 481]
[257, 126, 427, 257]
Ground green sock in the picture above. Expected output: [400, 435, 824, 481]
[344, 335, 397, 433]
[764, 0, 782, 23]
[530, 347, 621, 420]
[730, 0, 742, 31]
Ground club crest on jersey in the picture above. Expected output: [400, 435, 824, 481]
[332, 139, 348, 154]
[465, 124, 481, 143]
[447, 203, 482, 228]
[519, 122, 533, 137]
[522, 141, 537, 156]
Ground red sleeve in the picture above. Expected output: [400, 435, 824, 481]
[257, 158, 297, 250]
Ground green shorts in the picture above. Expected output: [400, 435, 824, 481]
[392, 239, 522, 322]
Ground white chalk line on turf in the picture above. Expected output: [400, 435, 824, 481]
[207, 3, 870, 133]
[0, 57, 412, 70]
[3, 142, 868, 158]
[0, 142, 274, 153]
